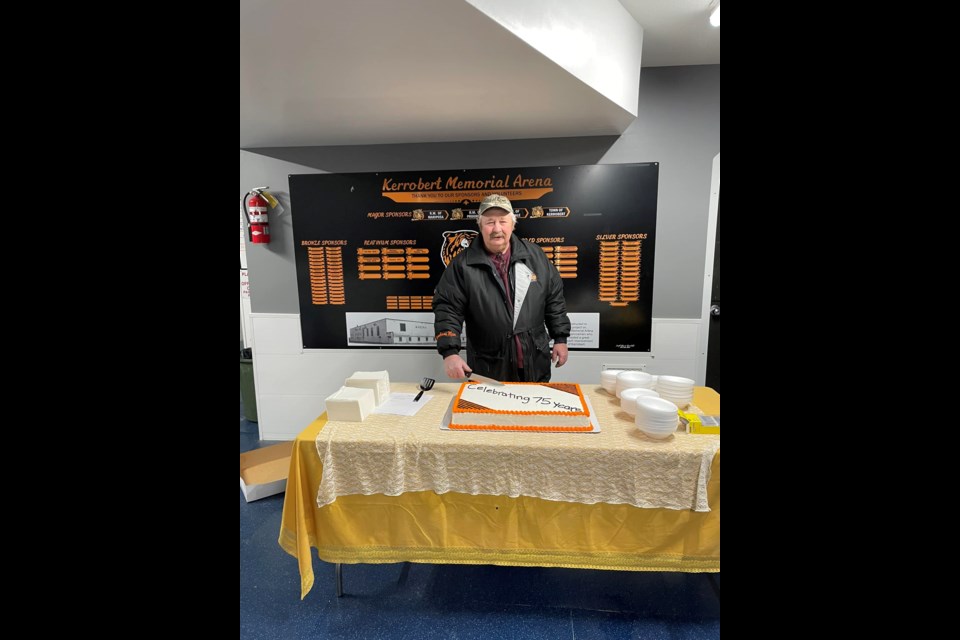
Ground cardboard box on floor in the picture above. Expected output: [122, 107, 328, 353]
[240, 441, 294, 502]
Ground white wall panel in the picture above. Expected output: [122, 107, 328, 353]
[257, 394, 327, 441]
[255, 354, 335, 396]
[651, 319, 701, 360]
[250, 314, 303, 355]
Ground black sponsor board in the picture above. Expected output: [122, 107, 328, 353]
[290, 163, 658, 351]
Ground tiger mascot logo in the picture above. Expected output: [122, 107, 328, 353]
[440, 230, 478, 267]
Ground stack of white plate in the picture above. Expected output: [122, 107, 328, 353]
[600, 369, 625, 394]
[655, 375, 695, 409]
[616, 371, 655, 398]
[619, 387, 661, 416]
[634, 397, 680, 439]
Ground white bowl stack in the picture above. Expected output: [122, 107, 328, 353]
[619, 387, 661, 416]
[634, 397, 680, 439]
[655, 375, 695, 409]
[600, 369, 625, 394]
[616, 371, 655, 398]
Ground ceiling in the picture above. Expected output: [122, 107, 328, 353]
[240, 0, 719, 148]
[619, 0, 720, 67]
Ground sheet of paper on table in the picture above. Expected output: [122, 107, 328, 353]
[371, 392, 435, 417]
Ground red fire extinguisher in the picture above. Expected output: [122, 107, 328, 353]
[243, 188, 271, 244]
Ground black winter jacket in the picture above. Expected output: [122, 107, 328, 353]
[433, 234, 570, 382]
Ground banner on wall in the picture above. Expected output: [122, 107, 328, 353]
[290, 163, 658, 351]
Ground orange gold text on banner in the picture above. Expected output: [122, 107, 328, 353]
[382, 188, 554, 204]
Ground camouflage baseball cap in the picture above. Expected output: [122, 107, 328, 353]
[477, 194, 514, 216]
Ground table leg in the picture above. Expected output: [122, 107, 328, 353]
[336, 563, 343, 597]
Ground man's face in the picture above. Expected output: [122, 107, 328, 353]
[480, 209, 514, 254]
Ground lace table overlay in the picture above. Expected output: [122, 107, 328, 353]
[316, 383, 720, 512]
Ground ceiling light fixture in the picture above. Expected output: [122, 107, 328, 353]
[709, 1, 720, 27]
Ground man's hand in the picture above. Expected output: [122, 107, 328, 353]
[443, 354, 472, 379]
[551, 343, 569, 367]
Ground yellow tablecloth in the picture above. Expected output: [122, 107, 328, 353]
[279, 386, 720, 600]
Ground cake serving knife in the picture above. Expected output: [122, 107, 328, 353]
[465, 372, 506, 387]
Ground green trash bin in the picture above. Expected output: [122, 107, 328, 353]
[240, 351, 258, 422]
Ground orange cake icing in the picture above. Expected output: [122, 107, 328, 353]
[449, 382, 592, 432]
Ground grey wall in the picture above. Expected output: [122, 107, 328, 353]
[601, 65, 720, 318]
[240, 64, 719, 319]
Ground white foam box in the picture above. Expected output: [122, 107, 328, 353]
[344, 370, 391, 406]
[240, 441, 294, 502]
[325, 386, 376, 421]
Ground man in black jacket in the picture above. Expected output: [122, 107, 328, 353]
[433, 194, 571, 382]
